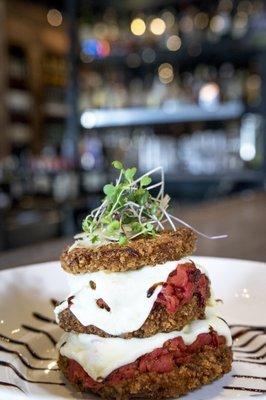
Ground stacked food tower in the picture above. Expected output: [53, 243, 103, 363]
[55, 161, 232, 399]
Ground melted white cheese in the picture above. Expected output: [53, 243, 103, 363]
[55, 259, 191, 336]
[59, 312, 232, 381]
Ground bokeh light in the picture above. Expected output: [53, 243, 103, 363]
[81, 39, 110, 59]
[161, 10, 175, 28]
[194, 12, 209, 30]
[218, 0, 233, 12]
[199, 83, 220, 107]
[158, 63, 174, 84]
[210, 15, 228, 34]
[179, 16, 193, 33]
[233, 12, 248, 37]
[131, 18, 146, 36]
[237, 0, 253, 14]
[93, 23, 108, 39]
[47, 9, 62, 27]
[150, 18, 166, 35]
[80, 111, 97, 129]
[166, 35, 182, 51]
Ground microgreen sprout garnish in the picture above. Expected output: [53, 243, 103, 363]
[72, 161, 227, 249]
[79, 162, 165, 245]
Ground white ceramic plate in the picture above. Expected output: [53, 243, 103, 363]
[0, 256, 265, 400]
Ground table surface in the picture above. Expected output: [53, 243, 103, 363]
[0, 191, 265, 270]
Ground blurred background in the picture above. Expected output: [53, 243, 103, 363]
[0, 0, 265, 264]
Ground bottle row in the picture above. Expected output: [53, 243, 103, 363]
[79, 63, 261, 110]
[79, 0, 266, 61]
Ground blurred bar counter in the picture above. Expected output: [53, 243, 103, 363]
[0, 191, 265, 270]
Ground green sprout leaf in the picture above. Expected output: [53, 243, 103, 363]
[107, 220, 120, 234]
[102, 215, 112, 224]
[103, 184, 116, 199]
[133, 188, 149, 206]
[131, 222, 142, 233]
[146, 222, 154, 231]
[125, 167, 137, 182]
[112, 160, 123, 170]
[140, 175, 152, 187]
[82, 217, 92, 233]
[91, 235, 99, 244]
[119, 234, 128, 245]
[80, 160, 166, 246]
[150, 203, 158, 215]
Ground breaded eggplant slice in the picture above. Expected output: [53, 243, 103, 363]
[58, 338, 232, 399]
[59, 295, 205, 338]
[58, 262, 210, 338]
[61, 228, 196, 274]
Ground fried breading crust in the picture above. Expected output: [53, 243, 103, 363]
[58, 345, 232, 399]
[61, 228, 197, 274]
[58, 295, 207, 338]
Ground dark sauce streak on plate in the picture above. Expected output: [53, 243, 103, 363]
[218, 317, 229, 327]
[67, 296, 75, 307]
[50, 299, 58, 308]
[236, 350, 266, 360]
[233, 359, 266, 365]
[232, 329, 251, 340]
[0, 380, 24, 393]
[223, 325, 266, 394]
[233, 374, 266, 381]
[32, 312, 57, 325]
[234, 343, 266, 354]
[22, 324, 57, 346]
[230, 324, 266, 330]
[230, 326, 266, 341]
[224, 386, 266, 394]
[234, 333, 264, 349]
[0, 334, 54, 361]
[0, 344, 58, 371]
[0, 299, 65, 391]
[0, 360, 65, 386]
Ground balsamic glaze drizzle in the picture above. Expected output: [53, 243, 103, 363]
[32, 312, 57, 325]
[223, 325, 266, 394]
[0, 344, 58, 371]
[235, 350, 266, 360]
[0, 360, 64, 386]
[234, 343, 265, 354]
[234, 333, 264, 349]
[22, 324, 57, 346]
[229, 324, 266, 330]
[223, 386, 266, 394]
[232, 374, 266, 381]
[233, 359, 266, 365]
[0, 299, 66, 391]
[0, 333, 54, 361]
[147, 282, 164, 298]
[50, 299, 58, 308]
[0, 380, 24, 393]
